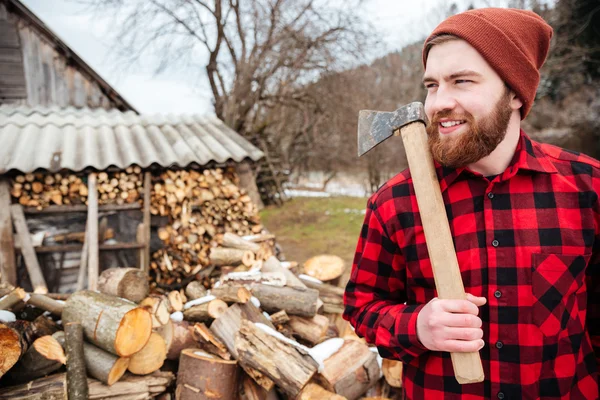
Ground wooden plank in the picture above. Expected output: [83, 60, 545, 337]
[76, 223, 88, 291]
[142, 172, 151, 272]
[10, 204, 48, 293]
[0, 21, 20, 48]
[0, 86, 26, 98]
[136, 223, 146, 270]
[15, 242, 145, 254]
[23, 203, 142, 215]
[0, 48, 22, 63]
[87, 173, 99, 291]
[0, 180, 16, 285]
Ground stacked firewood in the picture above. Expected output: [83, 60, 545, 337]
[9, 167, 144, 209]
[149, 168, 266, 289]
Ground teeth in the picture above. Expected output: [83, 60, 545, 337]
[440, 120, 464, 128]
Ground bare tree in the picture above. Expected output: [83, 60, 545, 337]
[78, 0, 375, 137]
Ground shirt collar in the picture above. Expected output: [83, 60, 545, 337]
[436, 130, 558, 192]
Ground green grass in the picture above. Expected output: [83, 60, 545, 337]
[259, 196, 369, 276]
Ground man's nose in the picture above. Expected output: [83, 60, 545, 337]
[429, 86, 458, 115]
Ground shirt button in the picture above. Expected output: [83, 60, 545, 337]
[494, 290, 502, 298]
[492, 239, 499, 247]
[496, 341, 503, 349]
[487, 192, 494, 199]
[497, 392, 505, 400]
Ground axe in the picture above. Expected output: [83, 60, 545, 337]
[357, 102, 484, 384]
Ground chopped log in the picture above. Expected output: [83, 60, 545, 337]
[53, 331, 129, 386]
[64, 322, 89, 400]
[0, 283, 15, 298]
[140, 295, 171, 328]
[269, 310, 290, 325]
[210, 303, 274, 390]
[303, 255, 345, 282]
[221, 271, 286, 287]
[61, 290, 152, 357]
[185, 281, 208, 300]
[27, 294, 65, 316]
[239, 373, 270, 400]
[7, 334, 66, 384]
[210, 248, 255, 267]
[242, 233, 276, 243]
[261, 256, 306, 289]
[0, 322, 23, 378]
[190, 322, 231, 360]
[235, 320, 318, 398]
[249, 283, 319, 317]
[127, 332, 167, 375]
[298, 383, 346, 400]
[162, 320, 197, 360]
[97, 268, 149, 303]
[0, 371, 175, 400]
[317, 340, 381, 399]
[176, 349, 240, 400]
[0, 287, 26, 310]
[211, 285, 252, 304]
[222, 232, 261, 253]
[183, 299, 228, 322]
[382, 358, 403, 388]
[167, 290, 184, 312]
[289, 314, 330, 345]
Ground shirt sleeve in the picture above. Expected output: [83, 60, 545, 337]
[587, 173, 600, 380]
[342, 198, 428, 363]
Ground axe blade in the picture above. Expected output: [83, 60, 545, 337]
[357, 102, 428, 157]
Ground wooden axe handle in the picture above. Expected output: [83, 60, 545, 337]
[397, 122, 484, 384]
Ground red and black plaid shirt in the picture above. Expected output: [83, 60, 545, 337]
[343, 131, 600, 399]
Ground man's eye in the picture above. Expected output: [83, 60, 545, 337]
[456, 79, 472, 84]
[425, 84, 438, 89]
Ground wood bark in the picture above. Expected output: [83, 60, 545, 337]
[235, 320, 318, 398]
[0, 373, 67, 399]
[0, 180, 16, 286]
[183, 299, 227, 322]
[210, 248, 255, 267]
[27, 294, 65, 316]
[288, 314, 330, 345]
[64, 322, 89, 400]
[269, 310, 290, 325]
[176, 348, 240, 400]
[299, 277, 345, 314]
[222, 232, 261, 253]
[6, 334, 66, 384]
[210, 303, 274, 391]
[190, 322, 231, 360]
[318, 340, 381, 399]
[10, 204, 48, 293]
[0, 287, 26, 310]
[239, 373, 270, 400]
[61, 290, 152, 357]
[97, 267, 149, 303]
[161, 320, 197, 360]
[53, 331, 129, 386]
[249, 284, 319, 317]
[127, 332, 167, 375]
[185, 281, 208, 300]
[211, 285, 252, 304]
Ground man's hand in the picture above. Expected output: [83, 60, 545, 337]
[416, 293, 486, 353]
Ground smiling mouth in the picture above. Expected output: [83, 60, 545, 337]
[439, 120, 466, 128]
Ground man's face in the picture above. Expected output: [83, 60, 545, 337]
[423, 39, 517, 168]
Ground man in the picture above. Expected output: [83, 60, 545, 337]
[343, 8, 600, 400]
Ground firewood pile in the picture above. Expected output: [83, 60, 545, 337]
[0, 241, 404, 399]
[10, 167, 144, 208]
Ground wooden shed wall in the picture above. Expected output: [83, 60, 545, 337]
[0, 2, 120, 109]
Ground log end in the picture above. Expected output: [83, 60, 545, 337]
[119, 270, 150, 303]
[0, 324, 21, 377]
[115, 307, 153, 357]
[127, 332, 167, 375]
[107, 357, 130, 386]
[33, 335, 67, 364]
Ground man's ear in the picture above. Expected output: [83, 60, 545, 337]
[509, 90, 523, 111]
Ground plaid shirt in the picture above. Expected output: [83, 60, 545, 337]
[343, 131, 600, 399]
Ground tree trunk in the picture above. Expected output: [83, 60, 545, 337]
[61, 290, 152, 357]
[53, 331, 129, 386]
[183, 299, 228, 322]
[185, 281, 208, 300]
[0, 287, 26, 310]
[176, 348, 240, 400]
[97, 268, 149, 303]
[64, 322, 88, 400]
[6, 335, 66, 384]
[235, 320, 318, 398]
[249, 284, 319, 317]
[27, 294, 65, 316]
[317, 340, 381, 400]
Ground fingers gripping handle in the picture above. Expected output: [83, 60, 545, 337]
[399, 121, 484, 384]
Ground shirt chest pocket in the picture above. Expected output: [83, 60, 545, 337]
[531, 253, 590, 338]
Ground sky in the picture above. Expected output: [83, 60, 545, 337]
[19, 0, 515, 116]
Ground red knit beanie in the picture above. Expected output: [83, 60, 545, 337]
[422, 8, 553, 119]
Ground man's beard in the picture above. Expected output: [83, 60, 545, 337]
[426, 90, 513, 168]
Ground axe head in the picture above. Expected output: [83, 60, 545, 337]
[357, 101, 428, 157]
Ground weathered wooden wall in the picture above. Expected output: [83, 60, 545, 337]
[0, 1, 125, 109]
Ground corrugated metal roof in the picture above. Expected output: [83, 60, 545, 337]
[0, 105, 264, 174]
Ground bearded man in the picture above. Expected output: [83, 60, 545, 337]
[343, 8, 600, 399]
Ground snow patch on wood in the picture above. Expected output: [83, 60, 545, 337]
[194, 350, 215, 359]
[308, 338, 345, 373]
[0, 310, 16, 322]
[184, 295, 216, 309]
[250, 296, 261, 308]
[170, 311, 184, 322]
[299, 274, 323, 284]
